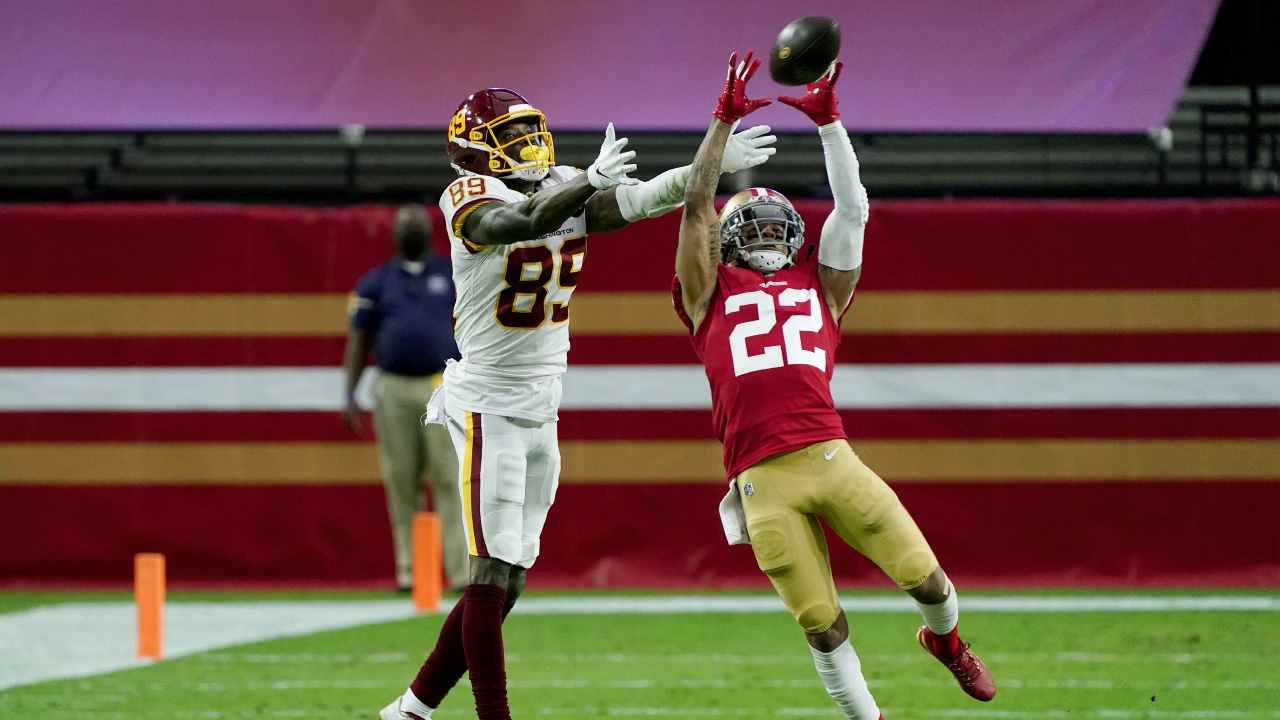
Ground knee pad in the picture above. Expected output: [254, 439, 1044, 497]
[890, 547, 938, 590]
[486, 530, 524, 566]
[796, 601, 839, 634]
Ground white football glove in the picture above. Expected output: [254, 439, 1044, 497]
[587, 122, 639, 190]
[722, 121, 778, 173]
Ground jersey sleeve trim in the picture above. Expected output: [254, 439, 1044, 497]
[453, 198, 501, 253]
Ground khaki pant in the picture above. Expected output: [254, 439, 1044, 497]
[373, 371, 467, 590]
[736, 439, 939, 633]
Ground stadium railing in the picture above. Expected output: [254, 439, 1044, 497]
[0, 86, 1276, 203]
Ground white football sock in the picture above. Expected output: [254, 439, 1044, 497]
[810, 640, 880, 720]
[915, 579, 959, 635]
[399, 688, 434, 718]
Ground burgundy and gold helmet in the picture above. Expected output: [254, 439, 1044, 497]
[446, 88, 555, 181]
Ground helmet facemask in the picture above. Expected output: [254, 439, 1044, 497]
[488, 116, 554, 182]
[721, 200, 805, 272]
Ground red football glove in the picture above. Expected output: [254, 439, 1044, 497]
[713, 50, 773, 124]
[777, 61, 843, 126]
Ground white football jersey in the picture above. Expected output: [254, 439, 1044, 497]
[439, 165, 588, 422]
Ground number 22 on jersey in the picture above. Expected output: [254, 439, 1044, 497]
[725, 288, 827, 376]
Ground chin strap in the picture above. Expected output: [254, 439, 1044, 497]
[746, 249, 791, 272]
[506, 166, 549, 183]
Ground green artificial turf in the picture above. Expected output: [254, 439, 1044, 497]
[1, 592, 1277, 718]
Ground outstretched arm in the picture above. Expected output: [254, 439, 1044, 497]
[467, 123, 638, 244]
[778, 62, 867, 321]
[677, 119, 734, 330]
[677, 51, 773, 331]
[587, 123, 777, 234]
[467, 174, 596, 244]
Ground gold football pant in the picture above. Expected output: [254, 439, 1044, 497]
[735, 439, 939, 634]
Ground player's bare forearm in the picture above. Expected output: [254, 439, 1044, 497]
[584, 188, 631, 233]
[467, 174, 596, 245]
[676, 119, 732, 328]
[818, 264, 860, 323]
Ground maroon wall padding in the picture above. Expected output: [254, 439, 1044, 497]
[3, 199, 1279, 588]
[4, 199, 1280, 295]
[2, 482, 1278, 588]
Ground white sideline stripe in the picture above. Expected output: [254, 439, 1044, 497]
[0, 600, 419, 691]
[3, 364, 1280, 410]
[1, 594, 1277, 691]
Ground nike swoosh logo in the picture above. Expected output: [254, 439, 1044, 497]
[823, 448, 838, 461]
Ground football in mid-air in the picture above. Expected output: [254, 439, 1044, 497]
[769, 15, 841, 86]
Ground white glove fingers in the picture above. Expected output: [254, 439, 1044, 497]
[747, 131, 777, 147]
[588, 124, 641, 190]
[738, 124, 771, 139]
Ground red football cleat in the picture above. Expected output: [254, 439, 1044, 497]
[917, 626, 996, 701]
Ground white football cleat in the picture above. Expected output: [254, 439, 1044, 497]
[379, 697, 429, 720]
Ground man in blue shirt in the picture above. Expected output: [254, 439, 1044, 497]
[344, 204, 466, 592]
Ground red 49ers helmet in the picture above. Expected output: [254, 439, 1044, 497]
[446, 88, 555, 181]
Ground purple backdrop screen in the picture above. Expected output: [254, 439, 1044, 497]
[0, 0, 1219, 132]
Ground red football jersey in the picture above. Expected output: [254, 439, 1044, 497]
[673, 256, 848, 479]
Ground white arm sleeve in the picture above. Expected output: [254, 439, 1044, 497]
[614, 165, 692, 222]
[816, 122, 868, 272]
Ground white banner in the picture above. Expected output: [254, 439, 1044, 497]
[2, 364, 1280, 411]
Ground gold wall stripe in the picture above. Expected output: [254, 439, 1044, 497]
[571, 290, 1280, 334]
[0, 295, 347, 336]
[0, 443, 377, 483]
[559, 439, 1280, 481]
[2, 290, 1277, 337]
[1, 440, 1276, 484]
